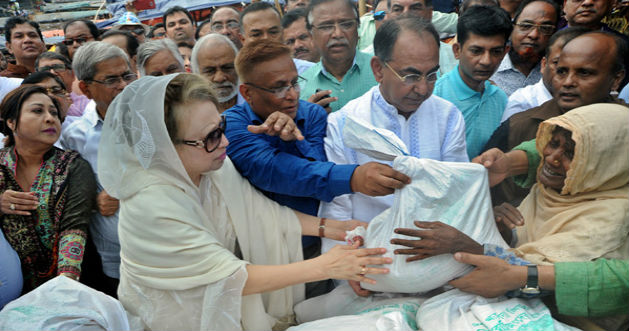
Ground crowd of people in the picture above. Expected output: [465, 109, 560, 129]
[0, 0, 627, 329]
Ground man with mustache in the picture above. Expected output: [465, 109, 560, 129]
[300, 0, 378, 112]
[484, 31, 627, 206]
[191, 34, 244, 112]
[163, 6, 196, 47]
[490, 0, 559, 96]
[1, 17, 46, 78]
[433, 5, 512, 159]
[223, 40, 410, 297]
[282, 9, 321, 63]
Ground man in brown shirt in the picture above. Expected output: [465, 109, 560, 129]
[1, 17, 46, 78]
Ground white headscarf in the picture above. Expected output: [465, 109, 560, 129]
[98, 74, 304, 330]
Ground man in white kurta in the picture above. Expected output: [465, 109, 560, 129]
[319, 17, 469, 254]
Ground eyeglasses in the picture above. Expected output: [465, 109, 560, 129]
[385, 62, 439, 85]
[180, 116, 226, 153]
[312, 20, 357, 33]
[515, 22, 555, 36]
[374, 10, 386, 21]
[37, 64, 69, 73]
[245, 77, 303, 99]
[87, 73, 137, 88]
[63, 36, 91, 46]
[211, 21, 240, 31]
[45, 86, 68, 97]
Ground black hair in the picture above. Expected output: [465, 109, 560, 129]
[63, 19, 100, 40]
[147, 23, 165, 38]
[305, 0, 359, 29]
[374, 17, 439, 63]
[457, 5, 512, 46]
[0, 85, 62, 146]
[163, 6, 195, 27]
[53, 42, 70, 59]
[195, 19, 213, 39]
[241, 2, 280, 24]
[35, 51, 72, 70]
[459, 0, 499, 14]
[101, 30, 140, 57]
[282, 8, 307, 28]
[544, 26, 590, 57]
[22, 71, 67, 90]
[512, 0, 560, 25]
[4, 17, 44, 44]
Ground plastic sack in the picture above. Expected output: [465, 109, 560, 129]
[416, 289, 581, 331]
[0, 276, 134, 331]
[343, 116, 508, 293]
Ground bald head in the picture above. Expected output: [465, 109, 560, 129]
[210, 7, 243, 48]
[192, 34, 240, 104]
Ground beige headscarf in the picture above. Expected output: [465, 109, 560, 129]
[514, 103, 629, 265]
[98, 74, 304, 330]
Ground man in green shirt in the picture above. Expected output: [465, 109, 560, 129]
[300, 0, 378, 112]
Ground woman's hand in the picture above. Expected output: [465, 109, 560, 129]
[97, 190, 119, 216]
[391, 221, 483, 262]
[0, 189, 38, 216]
[323, 219, 367, 242]
[494, 203, 524, 229]
[318, 241, 391, 285]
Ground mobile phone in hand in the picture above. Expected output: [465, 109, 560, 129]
[316, 88, 332, 108]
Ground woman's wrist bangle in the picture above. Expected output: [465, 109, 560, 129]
[319, 217, 327, 238]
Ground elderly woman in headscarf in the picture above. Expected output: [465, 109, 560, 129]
[391, 103, 629, 330]
[98, 73, 391, 331]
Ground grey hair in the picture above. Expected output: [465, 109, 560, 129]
[73, 41, 131, 81]
[136, 38, 185, 76]
[191, 33, 238, 74]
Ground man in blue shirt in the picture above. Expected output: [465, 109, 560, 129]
[433, 5, 512, 159]
[224, 40, 409, 297]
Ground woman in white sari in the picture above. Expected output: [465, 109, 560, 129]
[97, 74, 391, 331]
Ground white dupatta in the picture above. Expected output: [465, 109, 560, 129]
[98, 74, 304, 331]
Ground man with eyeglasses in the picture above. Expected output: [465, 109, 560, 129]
[300, 0, 378, 112]
[490, 0, 559, 96]
[63, 19, 100, 60]
[1, 17, 46, 78]
[208, 6, 243, 49]
[224, 40, 410, 298]
[322, 18, 467, 295]
[35, 52, 91, 119]
[60, 42, 137, 298]
[282, 9, 321, 63]
[433, 5, 512, 159]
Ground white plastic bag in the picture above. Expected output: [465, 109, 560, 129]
[343, 116, 508, 293]
[416, 289, 581, 331]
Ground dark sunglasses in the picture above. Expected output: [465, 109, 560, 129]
[180, 116, 227, 153]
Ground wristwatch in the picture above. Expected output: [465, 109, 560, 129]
[520, 265, 540, 295]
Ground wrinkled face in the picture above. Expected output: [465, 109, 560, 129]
[454, 33, 508, 89]
[286, 0, 309, 11]
[175, 100, 229, 178]
[310, 0, 359, 65]
[511, 1, 557, 60]
[82, 57, 135, 113]
[541, 40, 562, 93]
[552, 35, 621, 112]
[151, 26, 166, 40]
[165, 11, 195, 43]
[210, 8, 243, 48]
[6, 23, 46, 63]
[197, 43, 238, 102]
[36, 58, 74, 91]
[539, 128, 574, 192]
[36, 77, 71, 118]
[387, 0, 432, 20]
[242, 9, 283, 44]
[143, 49, 185, 77]
[563, 0, 611, 28]
[284, 17, 320, 62]
[9, 93, 61, 147]
[241, 55, 300, 120]
[178, 45, 192, 72]
[64, 21, 95, 59]
[372, 30, 439, 114]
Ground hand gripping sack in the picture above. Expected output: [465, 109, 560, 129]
[343, 116, 508, 293]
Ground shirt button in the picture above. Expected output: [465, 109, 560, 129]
[340, 89, 344, 92]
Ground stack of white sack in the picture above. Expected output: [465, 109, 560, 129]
[342, 116, 508, 293]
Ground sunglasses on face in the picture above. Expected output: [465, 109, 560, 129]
[180, 115, 227, 153]
[63, 36, 90, 46]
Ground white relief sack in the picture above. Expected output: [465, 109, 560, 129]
[343, 116, 508, 293]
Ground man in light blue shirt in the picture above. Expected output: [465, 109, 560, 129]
[60, 42, 137, 297]
[434, 5, 512, 158]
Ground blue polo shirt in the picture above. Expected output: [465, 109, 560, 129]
[224, 100, 357, 246]
[434, 65, 508, 158]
